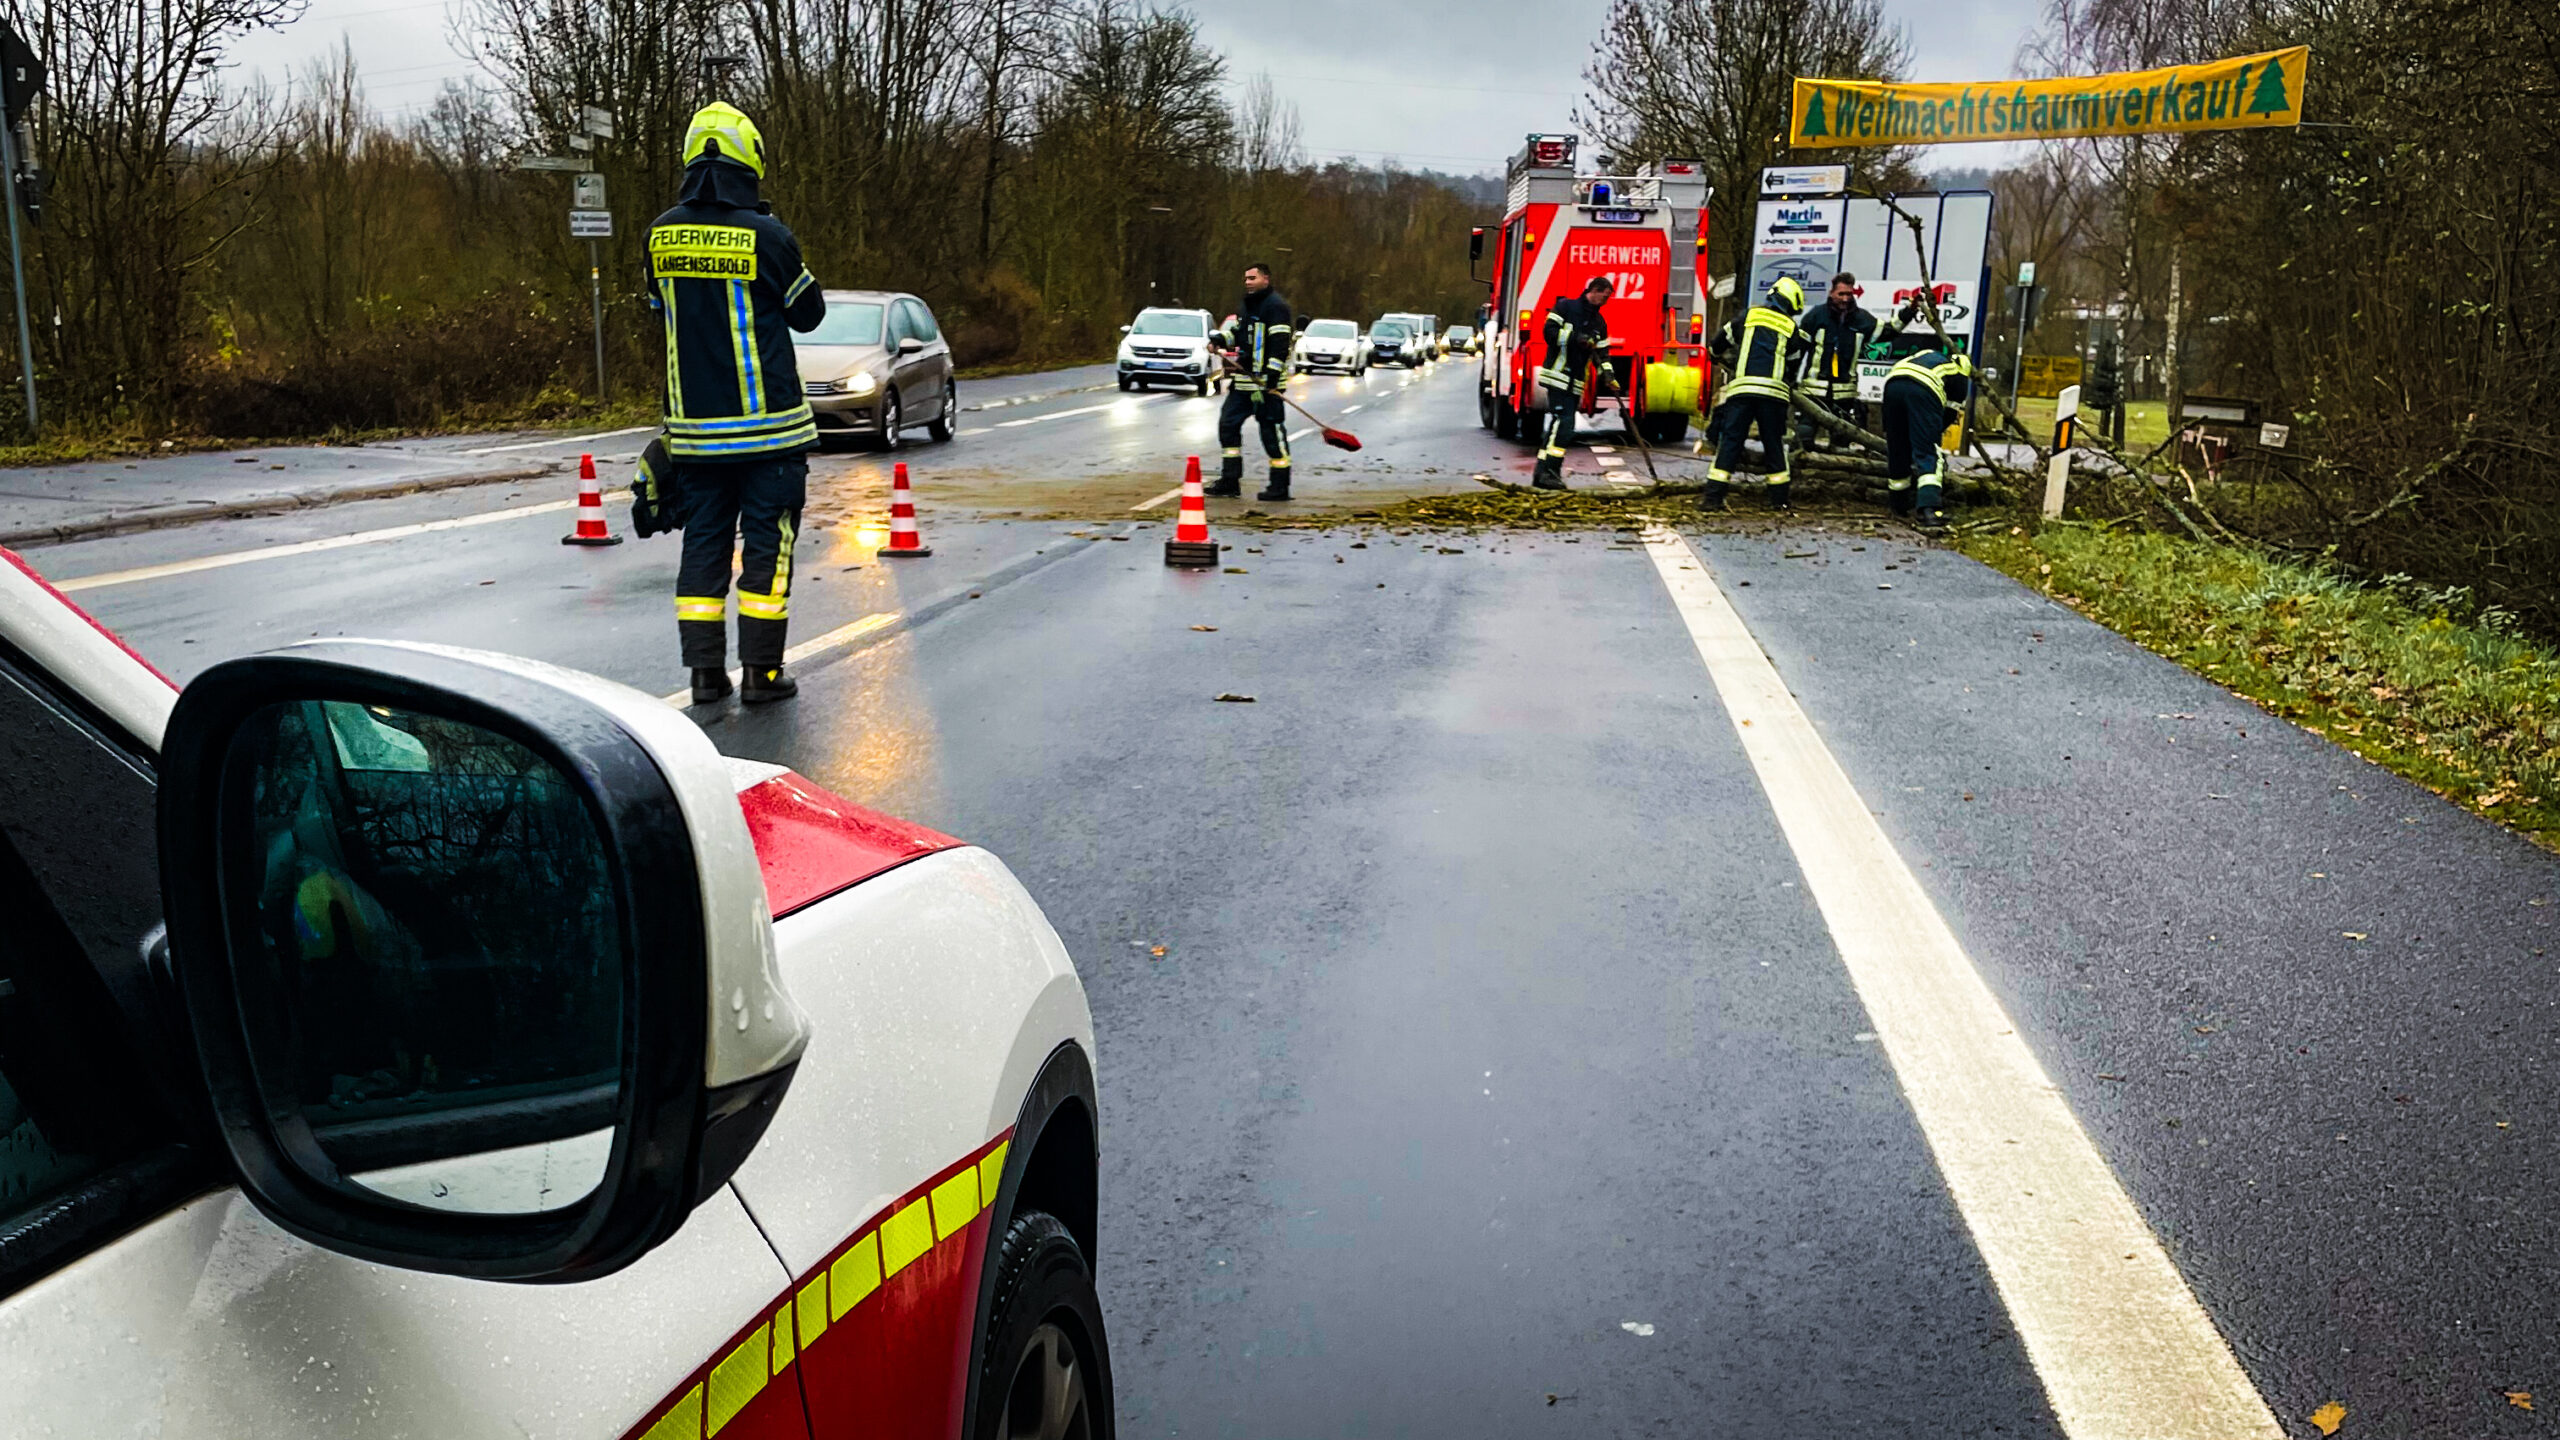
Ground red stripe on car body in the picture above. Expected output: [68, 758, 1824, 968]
[1, 545, 180, 691]
[736, 772, 963, 919]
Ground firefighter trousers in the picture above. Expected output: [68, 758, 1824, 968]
[1218, 386, 1290, 484]
[1881, 376, 1946, 513]
[674, 454, 807, 671]
[1709, 394, 1791, 491]
[1535, 385, 1579, 482]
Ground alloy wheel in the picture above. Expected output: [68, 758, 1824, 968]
[998, 1321, 1090, 1440]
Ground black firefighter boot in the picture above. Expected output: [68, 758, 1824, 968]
[1531, 454, 1568, 490]
[1765, 479, 1793, 512]
[741, 663, 800, 704]
[1207, 455, 1244, 498]
[1887, 484, 1916, 519]
[689, 668, 734, 705]
[1256, 469, 1293, 502]
[1699, 477, 1730, 512]
[1915, 482, 1948, 531]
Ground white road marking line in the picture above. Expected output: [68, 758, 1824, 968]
[994, 402, 1116, 428]
[1289, 427, 1314, 441]
[1132, 487, 1181, 511]
[1637, 525, 2281, 1440]
[1341, 404, 1363, 414]
[661, 610, 902, 707]
[55, 491, 627, 593]
[459, 425, 654, 456]
[1590, 445, 1616, 454]
[1597, 455, 1627, 468]
[958, 426, 992, 436]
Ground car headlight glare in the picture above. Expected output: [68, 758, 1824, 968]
[847, 371, 879, 397]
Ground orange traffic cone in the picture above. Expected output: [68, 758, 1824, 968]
[883, 461, 931, 558]
[1164, 455, 1218, 568]
[561, 453, 622, 547]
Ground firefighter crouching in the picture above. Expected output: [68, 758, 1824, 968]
[1212, 263, 1295, 501]
[1533, 275, 1613, 491]
[1703, 276, 1812, 511]
[1882, 348, 1974, 530]
[1797, 273, 1877, 451]
[650, 102, 828, 706]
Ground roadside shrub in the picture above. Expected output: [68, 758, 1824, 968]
[179, 289, 581, 438]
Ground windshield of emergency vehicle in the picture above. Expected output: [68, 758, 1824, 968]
[803, 301, 886, 347]
[1131, 311, 1208, 337]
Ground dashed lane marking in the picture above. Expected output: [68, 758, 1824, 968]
[459, 425, 655, 456]
[1637, 525, 2282, 1440]
[1132, 487, 1181, 511]
[54, 492, 622, 593]
[661, 610, 902, 707]
[994, 402, 1116, 428]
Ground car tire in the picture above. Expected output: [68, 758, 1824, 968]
[1493, 392, 1520, 441]
[974, 1211, 1114, 1440]
[877, 390, 903, 451]
[1117, 376, 1132, 393]
[1194, 377, 1208, 396]
[929, 378, 958, 442]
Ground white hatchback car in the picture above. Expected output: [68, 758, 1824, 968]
[1291, 318, 1368, 376]
[0, 550, 1113, 1440]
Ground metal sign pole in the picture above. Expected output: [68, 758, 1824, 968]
[0, 93, 37, 435]
[588, 239, 607, 402]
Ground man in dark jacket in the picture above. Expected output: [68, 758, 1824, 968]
[1211, 264, 1295, 500]
[648, 102, 827, 706]
[1796, 273, 1877, 450]
[1532, 275, 1613, 490]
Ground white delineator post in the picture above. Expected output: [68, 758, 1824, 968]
[2042, 383, 2079, 519]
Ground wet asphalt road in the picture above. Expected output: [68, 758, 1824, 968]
[22, 358, 2560, 1436]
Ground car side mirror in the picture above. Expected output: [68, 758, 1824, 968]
[1118, 324, 1132, 334]
[897, 337, 925, 356]
[156, 641, 810, 1283]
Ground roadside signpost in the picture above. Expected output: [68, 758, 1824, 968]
[518, 105, 617, 402]
[0, 21, 41, 434]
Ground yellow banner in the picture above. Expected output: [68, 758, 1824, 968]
[1791, 46, 2307, 148]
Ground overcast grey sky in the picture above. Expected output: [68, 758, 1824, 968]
[227, 0, 2049, 173]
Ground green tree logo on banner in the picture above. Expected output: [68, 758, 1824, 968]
[1801, 89, 1830, 140]
[2246, 56, 2291, 115]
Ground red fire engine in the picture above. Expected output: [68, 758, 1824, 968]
[1474, 133, 1712, 448]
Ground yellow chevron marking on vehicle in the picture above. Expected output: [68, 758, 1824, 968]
[768, 1300, 796, 1374]
[642, 1385, 703, 1440]
[829, 1232, 881, 1320]
[931, 1168, 982, 1241]
[704, 1322, 768, 1436]
[977, 1141, 1009, 1207]
[795, 1273, 830, 1348]
[880, 1198, 935, 1279]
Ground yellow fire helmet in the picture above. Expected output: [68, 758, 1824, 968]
[1766, 275, 1807, 315]
[683, 102, 767, 177]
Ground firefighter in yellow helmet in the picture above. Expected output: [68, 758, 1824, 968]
[649, 102, 828, 705]
[1702, 274, 1813, 511]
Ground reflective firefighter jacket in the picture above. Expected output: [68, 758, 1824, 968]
[1887, 349, 1974, 425]
[647, 164, 827, 460]
[1722, 303, 1811, 402]
[1538, 295, 1610, 396]
[1800, 301, 1878, 399]
[1214, 289, 1294, 393]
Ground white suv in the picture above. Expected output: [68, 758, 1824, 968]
[0, 551, 1114, 1439]
[1116, 308, 1222, 395]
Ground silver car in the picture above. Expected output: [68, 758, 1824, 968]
[794, 289, 957, 450]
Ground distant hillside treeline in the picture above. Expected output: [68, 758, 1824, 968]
[4, 0, 1496, 437]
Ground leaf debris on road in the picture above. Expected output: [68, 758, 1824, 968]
[2308, 1400, 2346, 1435]
[1214, 693, 1255, 703]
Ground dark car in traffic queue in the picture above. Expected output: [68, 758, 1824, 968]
[1368, 320, 1423, 369]
[794, 289, 958, 450]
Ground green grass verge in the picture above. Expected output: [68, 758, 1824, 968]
[0, 393, 664, 469]
[1960, 522, 2560, 847]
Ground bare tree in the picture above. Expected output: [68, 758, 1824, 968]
[5, 0, 300, 417]
[1580, 0, 1913, 290]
